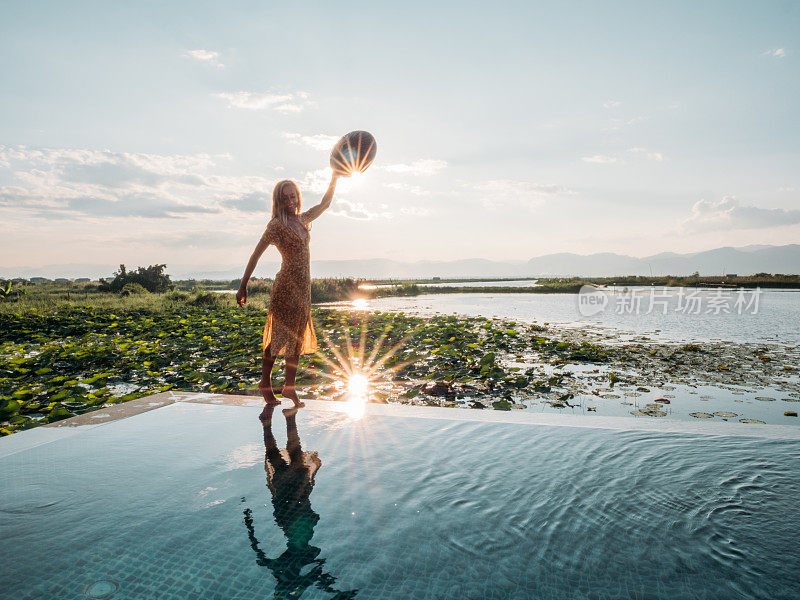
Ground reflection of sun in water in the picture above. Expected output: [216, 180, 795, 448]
[310, 318, 415, 421]
[351, 298, 368, 310]
[343, 373, 369, 419]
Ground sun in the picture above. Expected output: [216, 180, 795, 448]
[342, 372, 369, 419]
[347, 373, 369, 398]
[308, 317, 416, 421]
[338, 169, 366, 192]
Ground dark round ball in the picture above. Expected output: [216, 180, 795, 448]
[330, 131, 377, 176]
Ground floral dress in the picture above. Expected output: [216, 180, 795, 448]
[260, 213, 317, 358]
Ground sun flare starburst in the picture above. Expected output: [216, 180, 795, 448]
[347, 373, 369, 398]
[300, 314, 417, 421]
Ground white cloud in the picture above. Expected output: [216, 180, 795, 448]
[628, 147, 664, 161]
[603, 100, 620, 109]
[384, 182, 430, 196]
[0, 145, 276, 220]
[399, 206, 432, 217]
[299, 168, 334, 195]
[472, 179, 575, 209]
[183, 49, 224, 68]
[328, 199, 380, 220]
[608, 115, 647, 130]
[273, 104, 305, 114]
[282, 132, 340, 152]
[215, 91, 312, 113]
[381, 159, 447, 175]
[681, 196, 800, 231]
[762, 48, 786, 58]
[220, 192, 270, 213]
[582, 155, 618, 164]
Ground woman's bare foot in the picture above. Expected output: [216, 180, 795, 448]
[280, 386, 305, 408]
[258, 382, 281, 406]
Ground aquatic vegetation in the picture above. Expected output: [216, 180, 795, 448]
[0, 305, 529, 433]
[2, 287, 797, 433]
[0, 305, 266, 433]
[630, 403, 666, 417]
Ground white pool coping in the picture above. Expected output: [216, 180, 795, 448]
[1, 390, 798, 460]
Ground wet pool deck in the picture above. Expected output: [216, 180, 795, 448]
[2, 391, 799, 460]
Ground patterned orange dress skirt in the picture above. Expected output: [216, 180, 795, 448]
[261, 216, 317, 358]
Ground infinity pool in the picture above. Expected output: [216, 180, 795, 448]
[1, 394, 799, 599]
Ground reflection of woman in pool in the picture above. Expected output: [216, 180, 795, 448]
[243, 406, 357, 599]
[236, 175, 339, 416]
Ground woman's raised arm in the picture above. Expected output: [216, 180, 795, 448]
[301, 173, 339, 223]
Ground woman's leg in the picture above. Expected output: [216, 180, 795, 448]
[258, 344, 281, 410]
[260, 403, 276, 425]
[281, 351, 305, 408]
[283, 408, 302, 462]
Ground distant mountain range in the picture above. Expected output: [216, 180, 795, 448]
[2, 244, 798, 280]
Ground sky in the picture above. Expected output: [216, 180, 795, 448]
[1, 0, 798, 276]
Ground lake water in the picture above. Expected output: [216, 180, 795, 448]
[377, 279, 540, 288]
[325, 288, 800, 346]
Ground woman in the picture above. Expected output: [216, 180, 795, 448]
[237, 173, 339, 416]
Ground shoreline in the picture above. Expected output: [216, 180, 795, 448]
[1, 303, 798, 435]
[301, 307, 800, 425]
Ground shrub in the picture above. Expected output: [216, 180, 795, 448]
[166, 290, 190, 302]
[247, 279, 273, 297]
[120, 283, 149, 296]
[101, 264, 173, 293]
[189, 291, 227, 307]
[310, 278, 359, 303]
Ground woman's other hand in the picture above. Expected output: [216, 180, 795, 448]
[236, 287, 247, 307]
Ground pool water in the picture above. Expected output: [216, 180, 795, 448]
[1, 397, 799, 599]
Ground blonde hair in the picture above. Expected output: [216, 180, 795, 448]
[271, 180, 303, 228]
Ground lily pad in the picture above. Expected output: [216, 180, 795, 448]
[690, 412, 714, 419]
[630, 408, 666, 417]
